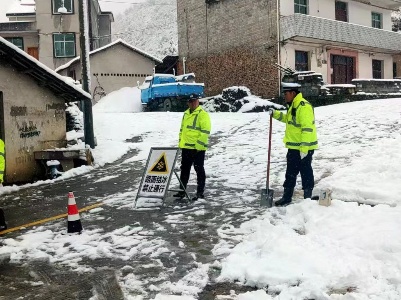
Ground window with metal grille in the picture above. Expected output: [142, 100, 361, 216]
[53, 33, 76, 58]
[372, 12, 382, 29]
[294, 0, 308, 14]
[4, 37, 24, 50]
[295, 51, 309, 71]
[372, 59, 383, 79]
[335, 1, 348, 22]
[52, 0, 73, 14]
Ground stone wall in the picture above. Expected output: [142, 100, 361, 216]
[177, 0, 279, 98]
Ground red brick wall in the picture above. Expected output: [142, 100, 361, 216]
[177, 0, 280, 98]
[186, 45, 279, 98]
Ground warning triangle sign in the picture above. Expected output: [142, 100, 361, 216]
[149, 152, 169, 174]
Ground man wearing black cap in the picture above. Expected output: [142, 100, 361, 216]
[269, 83, 318, 206]
[174, 94, 211, 201]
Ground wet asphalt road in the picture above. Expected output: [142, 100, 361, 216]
[0, 133, 266, 300]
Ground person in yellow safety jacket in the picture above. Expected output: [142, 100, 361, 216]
[175, 94, 211, 201]
[269, 83, 318, 206]
[0, 138, 6, 232]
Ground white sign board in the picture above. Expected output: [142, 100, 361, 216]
[137, 147, 179, 199]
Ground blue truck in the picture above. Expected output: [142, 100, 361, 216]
[139, 73, 204, 111]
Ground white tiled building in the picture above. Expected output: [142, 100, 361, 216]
[177, 0, 401, 98]
[280, 0, 401, 84]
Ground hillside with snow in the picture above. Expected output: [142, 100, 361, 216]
[113, 0, 177, 60]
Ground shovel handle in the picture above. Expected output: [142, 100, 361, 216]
[267, 114, 273, 189]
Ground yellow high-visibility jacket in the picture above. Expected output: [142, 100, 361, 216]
[0, 139, 4, 183]
[272, 93, 318, 153]
[179, 106, 211, 151]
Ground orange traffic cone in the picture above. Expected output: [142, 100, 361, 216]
[67, 191, 83, 233]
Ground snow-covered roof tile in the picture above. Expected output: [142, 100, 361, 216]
[55, 39, 162, 72]
[6, 0, 35, 16]
[281, 13, 401, 52]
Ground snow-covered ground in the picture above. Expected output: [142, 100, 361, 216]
[1, 88, 401, 299]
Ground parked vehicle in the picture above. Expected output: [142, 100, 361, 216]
[139, 73, 204, 111]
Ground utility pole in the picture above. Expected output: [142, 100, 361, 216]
[79, 0, 95, 148]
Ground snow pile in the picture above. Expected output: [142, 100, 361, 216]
[202, 86, 285, 113]
[66, 102, 84, 132]
[93, 87, 143, 113]
[66, 102, 85, 147]
[216, 200, 401, 299]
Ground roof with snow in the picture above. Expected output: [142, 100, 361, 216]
[0, 37, 91, 102]
[281, 13, 401, 53]
[55, 39, 162, 72]
[6, 0, 35, 16]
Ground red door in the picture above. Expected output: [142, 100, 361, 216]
[27, 47, 39, 60]
[331, 55, 355, 84]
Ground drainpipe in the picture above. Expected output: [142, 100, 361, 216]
[276, 0, 281, 96]
[183, 56, 186, 74]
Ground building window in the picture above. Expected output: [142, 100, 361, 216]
[335, 1, 348, 22]
[53, 33, 76, 58]
[295, 50, 309, 71]
[372, 12, 382, 29]
[52, 0, 73, 14]
[372, 59, 383, 79]
[393, 62, 397, 78]
[294, 0, 308, 14]
[5, 37, 24, 50]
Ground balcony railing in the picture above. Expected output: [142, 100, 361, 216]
[0, 22, 36, 32]
[281, 14, 401, 52]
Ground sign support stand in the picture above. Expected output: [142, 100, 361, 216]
[134, 147, 190, 208]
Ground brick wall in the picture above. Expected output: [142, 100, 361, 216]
[177, 0, 279, 98]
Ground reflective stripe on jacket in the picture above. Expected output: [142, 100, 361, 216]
[0, 139, 4, 183]
[272, 93, 318, 153]
[179, 106, 211, 151]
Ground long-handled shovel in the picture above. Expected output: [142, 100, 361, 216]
[260, 114, 274, 207]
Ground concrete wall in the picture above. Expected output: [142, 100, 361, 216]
[58, 44, 156, 101]
[358, 52, 393, 79]
[0, 63, 66, 183]
[35, 0, 81, 69]
[1, 32, 39, 53]
[280, 0, 392, 30]
[177, 0, 279, 98]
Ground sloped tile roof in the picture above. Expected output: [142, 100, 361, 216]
[0, 37, 91, 102]
[281, 13, 401, 52]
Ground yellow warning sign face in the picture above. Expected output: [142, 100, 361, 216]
[149, 152, 169, 174]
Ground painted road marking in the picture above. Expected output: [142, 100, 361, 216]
[0, 202, 103, 236]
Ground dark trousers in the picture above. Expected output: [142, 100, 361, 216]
[0, 208, 6, 228]
[179, 149, 206, 195]
[283, 149, 314, 190]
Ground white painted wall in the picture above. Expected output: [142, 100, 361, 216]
[280, 0, 392, 30]
[58, 44, 156, 101]
[281, 42, 329, 82]
[358, 53, 393, 79]
[280, 42, 394, 81]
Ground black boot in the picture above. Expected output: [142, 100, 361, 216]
[192, 193, 204, 201]
[0, 208, 6, 232]
[304, 189, 313, 199]
[275, 188, 294, 206]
